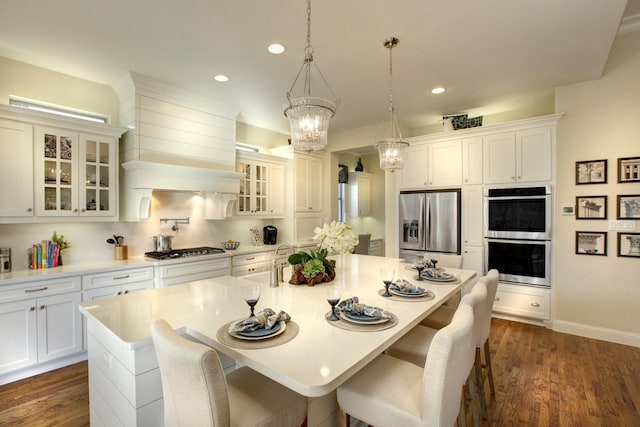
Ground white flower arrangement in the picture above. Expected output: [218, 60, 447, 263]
[313, 221, 359, 255]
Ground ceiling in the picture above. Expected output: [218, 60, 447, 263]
[0, 0, 635, 136]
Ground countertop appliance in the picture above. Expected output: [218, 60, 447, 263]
[0, 248, 11, 273]
[144, 246, 225, 260]
[399, 190, 461, 263]
[263, 225, 277, 245]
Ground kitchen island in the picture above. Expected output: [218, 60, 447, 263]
[80, 254, 476, 427]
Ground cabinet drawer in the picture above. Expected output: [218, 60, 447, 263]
[231, 262, 270, 277]
[0, 276, 82, 304]
[493, 284, 550, 320]
[158, 257, 230, 279]
[232, 251, 270, 266]
[82, 267, 154, 290]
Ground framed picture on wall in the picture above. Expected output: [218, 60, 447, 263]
[617, 156, 640, 183]
[617, 194, 640, 219]
[617, 232, 640, 258]
[575, 231, 607, 256]
[575, 196, 607, 219]
[575, 159, 607, 184]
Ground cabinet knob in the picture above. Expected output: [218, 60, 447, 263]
[74, 209, 78, 212]
[517, 176, 521, 179]
[81, 209, 86, 212]
[30, 306, 36, 311]
[464, 179, 468, 182]
[494, 297, 500, 301]
[124, 290, 129, 294]
[511, 176, 515, 180]
[530, 302, 540, 307]
[39, 305, 45, 310]
[117, 291, 122, 295]
[27, 208, 33, 212]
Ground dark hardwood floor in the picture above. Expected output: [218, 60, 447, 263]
[1, 318, 638, 426]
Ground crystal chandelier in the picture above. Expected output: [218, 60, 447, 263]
[374, 37, 409, 172]
[283, 0, 338, 152]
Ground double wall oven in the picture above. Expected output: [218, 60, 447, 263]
[484, 186, 552, 287]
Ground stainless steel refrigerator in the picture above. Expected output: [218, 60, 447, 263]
[399, 190, 461, 262]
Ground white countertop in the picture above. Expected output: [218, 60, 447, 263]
[80, 254, 476, 397]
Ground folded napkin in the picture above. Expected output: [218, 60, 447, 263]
[390, 279, 425, 294]
[229, 308, 291, 334]
[337, 297, 392, 319]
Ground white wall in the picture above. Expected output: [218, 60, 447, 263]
[0, 57, 119, 124]
[554, 30, 640, 341]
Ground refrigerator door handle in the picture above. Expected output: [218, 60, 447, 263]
[424, 195, 430, 249]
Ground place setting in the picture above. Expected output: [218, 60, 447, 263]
[325, 282, 398, 332]
[378, 267, 435, 301]
[217, 283, 299, 349]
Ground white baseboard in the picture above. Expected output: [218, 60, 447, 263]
[0, 352, 87, 386]
[551, 320, 640, 348]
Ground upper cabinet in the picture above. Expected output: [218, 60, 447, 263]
[462, 137, 482, 185]
[295, 152, 323, 212]
[483, 127, 552, 184]
[0, 119, 33, 217]
[235, 152, 286, 217]
[0, 104, 127, 223]
[34, 128, 117, 217]
[399, 140, 462, 189]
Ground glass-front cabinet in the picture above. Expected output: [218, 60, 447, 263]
[236, 160, 268, 215]
[35, 126, 116, 217]
[79, 133, 116, 216]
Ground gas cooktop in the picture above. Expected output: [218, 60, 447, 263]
[144, 246, 225, 260]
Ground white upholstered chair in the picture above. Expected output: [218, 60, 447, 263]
[337, 303, 475, 427]
[416, 269, 499, 419]
[151, 319, 307, 427]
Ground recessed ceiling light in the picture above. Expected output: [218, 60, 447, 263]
[431, 87, 446, 94]
[214, 74, 230, 82]
[268, 43, 286, 54]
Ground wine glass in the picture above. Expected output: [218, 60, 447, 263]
[428, 252, 441, 276]
[413, 259, 426, 281]
[380, 268, 395, 297]
[242, 283, 261, 317]
[325, 283, 342, 321]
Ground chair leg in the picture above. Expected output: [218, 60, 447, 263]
[467, 375, 480, 427]
[475, 347, 488, 420]
[458, 392, 466, 427]
[345, 413, 350, 427]
[484, 340, 496, 396]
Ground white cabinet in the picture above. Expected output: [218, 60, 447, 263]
[462, 185, 483, 247]
[236, 153, 286, 217]
[483, 128, 552, 184]
[349, 172, 371, 217]
[295, 153, 323, 212]
[231, 251, 273, 277]
[0, 119, 34, 217]
[399, 140, 462, 189]
[34, 126, 118, 218]
[399, 143, 429, 188]
[369, 239, 384, 256]
[155, 257, 231, 287]
[462, 137, 482, 185]
[82, 267, 154, 300]
[0, 277, 83, 375]
[427, 140, 462, 187]
[493, 283, 550, 320]
[461, 245, 483, 277]
[268, 162, 285, 216]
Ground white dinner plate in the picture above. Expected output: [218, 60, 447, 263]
[389, 287, 431, 299]
[340, 311, 390, 325]
[229, 320, 286, 341]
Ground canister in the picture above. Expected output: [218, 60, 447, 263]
[0, 248, 11, 273]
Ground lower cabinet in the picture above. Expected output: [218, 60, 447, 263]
[493, 283, 550, 321]
[368, 239, 384, 256]
[155, 257, 231, 287]
[0, 279, 83, 376]
[231, 251, 273, 277]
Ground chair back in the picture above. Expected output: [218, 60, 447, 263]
[477, 269, 499, 344]
[151, 319, 230, 427]
[353, 233, 371, 255]
[421, 302, 475, 426]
